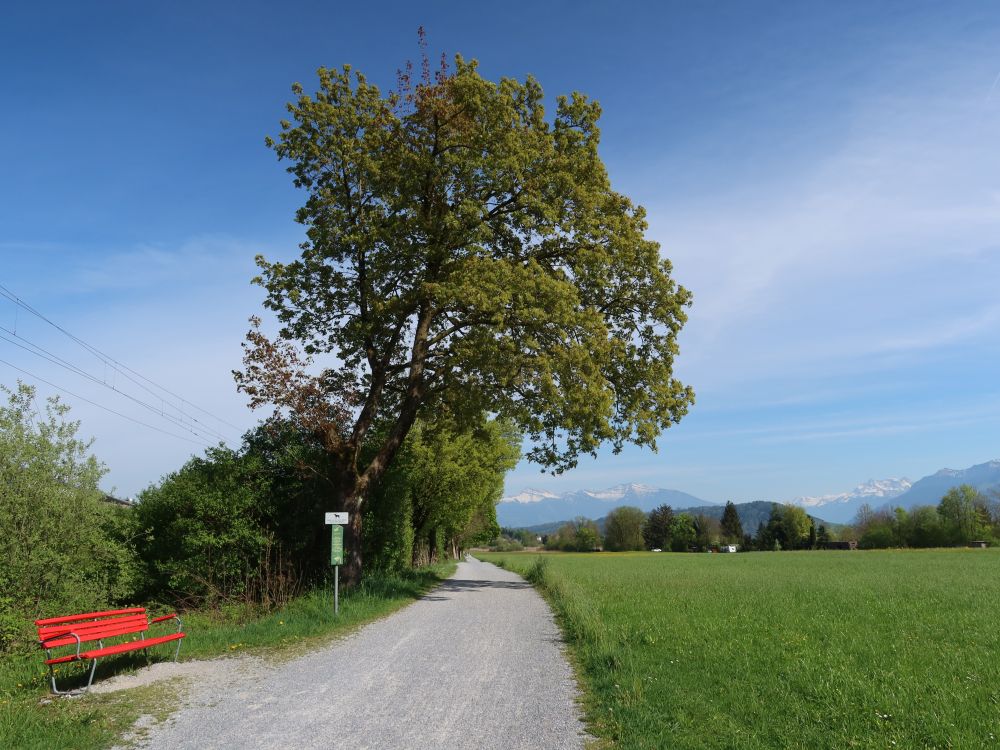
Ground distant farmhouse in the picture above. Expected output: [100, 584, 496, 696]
[822, 540, 858, 550]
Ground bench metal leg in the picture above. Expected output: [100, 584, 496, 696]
[48, 657, 98, 696]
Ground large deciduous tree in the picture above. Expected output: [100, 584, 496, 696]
[237, 51, 694, 582]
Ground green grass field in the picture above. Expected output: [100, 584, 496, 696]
[0, 562, 455, 750]
[480, 549, 1000, 750]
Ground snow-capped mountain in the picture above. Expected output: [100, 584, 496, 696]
[793, 478, 912, 508]
[790, 478, 912, 523]
[503, 488, 562, 504]
[888, 460, 1000, 510]
[497, 483, 710, 528]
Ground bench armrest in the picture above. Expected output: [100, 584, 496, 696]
[41, 630, 82, 658]
[150, 613, 183, 632]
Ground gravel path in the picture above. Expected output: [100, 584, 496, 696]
[119, 557, 587, 749]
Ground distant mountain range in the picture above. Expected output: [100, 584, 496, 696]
[498, 459, 1000, 529]
[884, 459, 1000, 511]
[497, 483, 709, 528]
[788, 478, 913, 524]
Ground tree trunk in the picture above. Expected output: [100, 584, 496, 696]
[342, 495, 363, 586]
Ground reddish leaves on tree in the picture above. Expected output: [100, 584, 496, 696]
[233, 316, 356, 451]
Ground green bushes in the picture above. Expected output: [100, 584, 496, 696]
[0, 384, 138, 651]
[132, 423, 332, 609]
[545, 518, 602, 551]
[850, 487, 999, 549]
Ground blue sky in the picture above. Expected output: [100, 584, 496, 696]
[1, 2, 998, 501]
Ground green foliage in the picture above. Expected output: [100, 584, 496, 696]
[668, 512, 696, 552]
[719, 500, 743, 543]
[255, 53, 693, 473]
[0, 383, 137, 651]
[363, 463, 415, 573]
[483, 549, 1000, 749]
[780, 504, 812, 549]
[642, 504, 673, 550]
[603, 506, 645, 551]
[132, 422, 332, 608]
[938, 484, 990, 544]
[858, 522, 895, 550]
[848, 486, 998, 549]
[375, 417, 520, 566]
[816, 524, 830, 546]
[692, 513, 719, 550]
[759, 504, 812, 550]
[488, 537, 524, 552]
[546, 518, 601, 552]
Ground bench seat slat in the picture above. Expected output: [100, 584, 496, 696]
[35, 608, 146, 627]
[44, 632, 186, 665]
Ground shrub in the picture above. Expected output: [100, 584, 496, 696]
[0, 383, 138, 651]
[132, 422, 331, 609]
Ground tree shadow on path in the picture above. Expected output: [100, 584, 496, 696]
[421, 577, 532, 601]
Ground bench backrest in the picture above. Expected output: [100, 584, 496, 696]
[36, 608, 149, 649]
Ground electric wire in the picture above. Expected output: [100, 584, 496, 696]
[0, 282, 242, 433]
[0, 327, 232, 443]
[0, 357, 214, 448]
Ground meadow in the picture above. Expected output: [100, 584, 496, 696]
[479, 549, 1000, 750]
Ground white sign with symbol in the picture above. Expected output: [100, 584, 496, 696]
[325, 512, 349, 525]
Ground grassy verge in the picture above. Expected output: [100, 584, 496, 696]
[480, 549, 1000, 750]
[0, 561, 455, 750]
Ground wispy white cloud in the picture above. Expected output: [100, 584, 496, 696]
[650, 68, 1000, 390]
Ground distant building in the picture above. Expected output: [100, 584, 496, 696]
[822, 540, 858, 550]
[969, 541, 989, 549]
[720, 545, 737, 553]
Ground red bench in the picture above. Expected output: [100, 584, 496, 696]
[35, 607, 185, 695]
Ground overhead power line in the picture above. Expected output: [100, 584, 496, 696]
[0, 357, 213, 448]
[0, 327, 232, 443]
[0, 282, 242, 433]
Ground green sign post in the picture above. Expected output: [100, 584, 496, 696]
[325, 514, 348, 616]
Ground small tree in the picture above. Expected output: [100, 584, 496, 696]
[575, 523, 601, 552]
[754, 521, 771, 551]
[780, 505, 812, 550]
[669, 513, 697, 552]
[642, 504, 673, 550]
[816, 524, 830, 547]
[603, 506, 646, 551]
[720, 501, 743, 544]
[0, 383, 136, 650]
[938, 484, 988, 545]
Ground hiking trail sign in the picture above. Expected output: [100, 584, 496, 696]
[325, 513, 349, 615]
